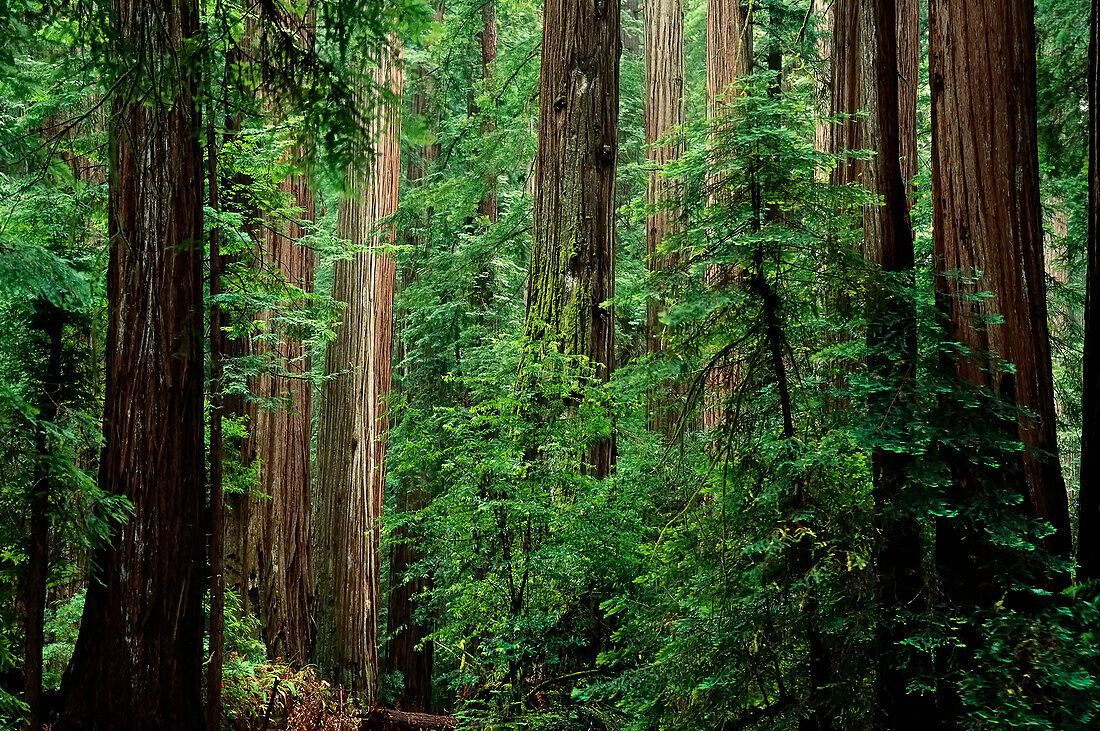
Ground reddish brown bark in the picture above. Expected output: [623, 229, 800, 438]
[644, 0, 685, 435]
[314, 44, 404, 699]
[1082, 0, 1100, 582]
[860, 1, 929, 726]
[525, 0, 620, 476]
[706, 0, 751, 110]
[699, 0, 749, 433]
[930, 0, 1071, 592]
[56, 0, 206, 722]
[247, 163, 317, 665]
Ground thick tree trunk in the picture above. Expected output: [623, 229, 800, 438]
[930, 0, 1071, 591]
[249, 163, 317, 665]
[860, 1, 929, 726]
[1079, 0, 1100, 581]
[56, 0, 206, 722]
[644, 0, 685, 436]
[525, 0, 620, 477]
[313, 46, 403, 700]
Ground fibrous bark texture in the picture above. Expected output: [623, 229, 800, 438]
[313, 45, 403, 699]
[930, 0, 1071, 587]
[525, 0, 620, 476]
[1079, 0, 1100, 581]
[706, 0, 750, 108]
[249, 166, 316, 665]
[644, 0, 685, 435]
[830, 0, 863, 188]
[57, 0, 205, 722]
[699, 0, 749, 433]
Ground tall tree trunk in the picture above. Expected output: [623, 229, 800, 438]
[1079, 0, 1100, 582]
[829, 0, 862, 189]
[385, 50, 440, 713]
[930, 0, 1071, 596]
[525, 0, 620, 477]
[700, 0, 750, 432]
[479, 0, 499, 224]
[206, 115, 226, 731]
[23, 303, 63, 731]
[249, 160, 317, 665]
[643, 0, 684, 436]
[313, 46, 403, 700]
[56, 0, 206, 721]
[706, 0, 750, 111]
[861, 1, 929, 726]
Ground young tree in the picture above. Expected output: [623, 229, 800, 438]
[313, 46, 404, 698]
[1080, 0, 1100, 582]
[525, 0, 621, 476]
[930, 0, 1071, 596]
[56, 0, 206, 722]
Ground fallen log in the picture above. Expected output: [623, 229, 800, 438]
[361, 708, 459, 730]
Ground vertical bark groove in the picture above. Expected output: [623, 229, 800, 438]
[525, 0, 620, 476]
[57, 0, 206, 721]
[313, 46, 404, 700]
[930, 0, 1072, 582]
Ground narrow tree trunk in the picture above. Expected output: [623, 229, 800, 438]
[699, 0, 750, 432]
[385, 51, 439, 712]
[706, 0, 751, 110]
[478, 0, 499, 224]
[23, 303, 63, 731]
[206, 115, 226, 731]
[1079, 0, 1100, 581]
[644, 0, 685, 436]
[829, 0, 862, 189]
[861, 1, 928, 726]
[313, 46, 403, 700]
[56, 0, 206, 721]
[525, 0, 620, 477]
[930, 0, 1072, 590]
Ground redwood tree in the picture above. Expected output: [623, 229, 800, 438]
[385, 46, 440, 712]
[644, 0, 685, 436]
[861, 0, 927, 724]
[56, 0, 206, 722]
[930, 0, 1071, 597]
[248, 165, 317, 664]
[1080, 0, 1100, 581]
[313, 45, 403, 699]
[699, 0, 749, 432]
[525, 0, 620, 476]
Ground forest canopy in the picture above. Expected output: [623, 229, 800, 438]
[1, 0, 1099, 728]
